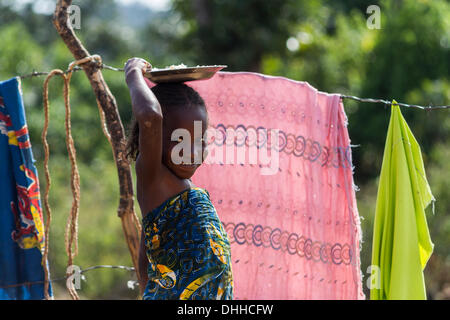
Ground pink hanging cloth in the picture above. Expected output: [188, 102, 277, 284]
[146, 72, 364, 300]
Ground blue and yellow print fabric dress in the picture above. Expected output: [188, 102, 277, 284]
[142, 187, 233, 300]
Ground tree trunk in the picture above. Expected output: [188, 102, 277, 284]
[53, 0, 142, 294]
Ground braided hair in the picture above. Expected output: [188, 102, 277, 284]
[126, 83, 207, 162]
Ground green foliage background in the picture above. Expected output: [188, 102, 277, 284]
[0, 0, 448, 299]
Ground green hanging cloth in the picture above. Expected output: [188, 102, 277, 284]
[370, 101, 434, 300]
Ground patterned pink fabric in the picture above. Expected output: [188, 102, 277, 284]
[145, 72, 364, 300]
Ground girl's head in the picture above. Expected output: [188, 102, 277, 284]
[126, 83, 208, 179]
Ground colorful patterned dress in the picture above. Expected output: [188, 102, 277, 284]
[0, 77, 52, 299]
[142, 187, 233, 300]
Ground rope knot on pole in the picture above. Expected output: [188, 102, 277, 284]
[68, 54, 103, 75]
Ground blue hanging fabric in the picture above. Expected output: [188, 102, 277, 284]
[0, 77, 52, 299]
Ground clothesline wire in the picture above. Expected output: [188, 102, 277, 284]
[340, 94, 449, 110]
[18, 63, 125, 79]
[0, 264, 136, 290]
[8, 63, 449, 110]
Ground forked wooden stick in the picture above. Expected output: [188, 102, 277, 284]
[53, 0, 142, 294]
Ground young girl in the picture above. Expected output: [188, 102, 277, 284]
[124, 58, 233, 300]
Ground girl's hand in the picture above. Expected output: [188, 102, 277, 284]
[124, 57, 152, 84]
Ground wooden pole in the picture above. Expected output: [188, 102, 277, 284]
[53, 0, 142, 293]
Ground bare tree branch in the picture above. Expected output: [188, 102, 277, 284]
[53, 0, 142, 294]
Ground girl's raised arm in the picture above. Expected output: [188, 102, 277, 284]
[125, 58, 163, 181]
